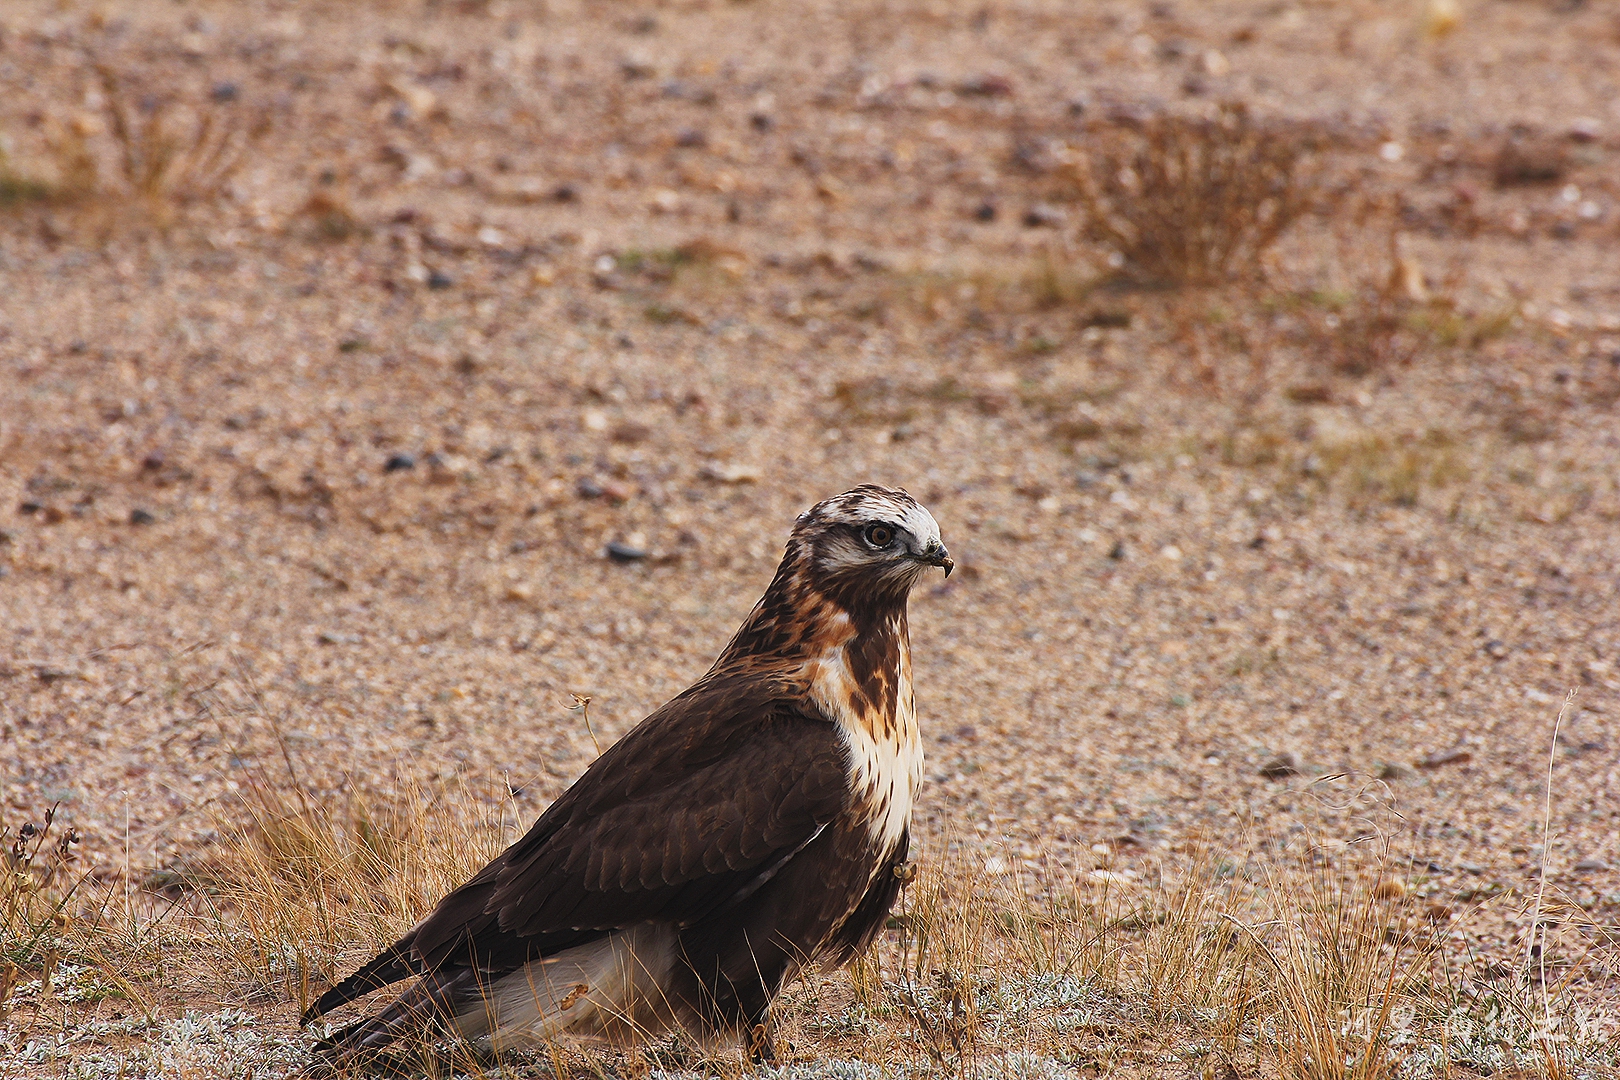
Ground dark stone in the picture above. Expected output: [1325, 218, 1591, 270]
[210, 82, 239, 103]
[974, 201, 997, 222]
[1259, 752, 1300, 779]
[1021, 204, 1064, 228]
[384, 453, 416, 472]
[1417, 748, 1472, 770]
[129, 508, 156, 526]
[605, 541, 649, 563]
[427, 271, 454, 290]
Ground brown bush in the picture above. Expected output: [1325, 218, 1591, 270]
[1073, 102, 1319, 286]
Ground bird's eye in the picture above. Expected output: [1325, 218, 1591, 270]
[864, 524, 894, 548]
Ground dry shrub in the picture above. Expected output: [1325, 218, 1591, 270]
[1, 808, 83, 976]
[1073, 102, 1319, 286]
[0, 804, 165, 1021]
[90, 65, 270, 208]
[6, 62, 271, 218]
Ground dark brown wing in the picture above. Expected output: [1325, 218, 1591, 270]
[306, 669, 849, 1022]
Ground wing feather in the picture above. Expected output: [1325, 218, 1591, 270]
[402, 674, 849, 975]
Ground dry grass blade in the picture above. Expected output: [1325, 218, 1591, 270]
[1073, 102, 1319, 286]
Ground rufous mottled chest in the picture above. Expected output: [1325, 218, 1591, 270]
[800, 612, 923, 858]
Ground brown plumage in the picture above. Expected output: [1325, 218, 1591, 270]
[304, 485, 951, 1066]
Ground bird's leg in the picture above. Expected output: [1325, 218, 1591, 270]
[746, 1021, 780, 1066]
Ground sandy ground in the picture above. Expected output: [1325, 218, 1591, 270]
[2, 0, 1620, 1054]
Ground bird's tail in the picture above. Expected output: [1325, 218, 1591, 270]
[301, 936, 419, 1025]
[309, 965, 482, 1068]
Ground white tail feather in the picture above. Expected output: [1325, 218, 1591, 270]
[454, 922, 680, 1051]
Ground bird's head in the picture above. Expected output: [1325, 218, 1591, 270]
[718, 485, 949, 666]
[786, 485, 951, 609]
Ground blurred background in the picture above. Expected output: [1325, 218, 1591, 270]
[1, 0, 1619, 1021]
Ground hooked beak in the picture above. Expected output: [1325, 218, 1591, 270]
[917, 539, 953, 578]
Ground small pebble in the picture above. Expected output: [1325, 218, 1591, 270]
[1574, 859, 1609, 873]
[1372, 878, 1407, 900]
[384, 453, 416, 472]
[1417, 747, 1472, 770]
[956, 73, 1013, 97]
[129, 508, 156, 526]
[576, 476, 606, 499]
[974, 202, 997, 222]
[1021, 204, 1064, 228]
[605, 541, 650, 563]
[1258, 752, 1299, 780]
[1567, 117, 1601, 143]
[427, 271, 454, 290]
[210, 82, 239, 103]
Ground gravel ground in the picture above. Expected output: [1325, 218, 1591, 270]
[2, 0, 1620, 1068]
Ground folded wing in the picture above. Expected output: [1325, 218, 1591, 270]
[305, 672, 849, 1025]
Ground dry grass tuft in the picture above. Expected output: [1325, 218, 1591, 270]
[190, 766, 519, 1013]
[1072, 102, 1319, 286]
[1247, 842, 1438, 1080]
[0, 144, 54, 208]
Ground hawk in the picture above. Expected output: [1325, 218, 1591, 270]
[304, 485, 951, 1065]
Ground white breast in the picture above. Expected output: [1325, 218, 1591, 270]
[802, 622, 923, 859]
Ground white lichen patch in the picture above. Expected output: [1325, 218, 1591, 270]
[0, 1009, 305, 1079]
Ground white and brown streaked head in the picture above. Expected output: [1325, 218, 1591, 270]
[722, 486, 951, 665]
[788, 485, 951, 605]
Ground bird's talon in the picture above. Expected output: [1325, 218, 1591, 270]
[748, 1022, 780, 1065]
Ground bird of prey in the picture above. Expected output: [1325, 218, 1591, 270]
[304, 485, 952, 1066]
